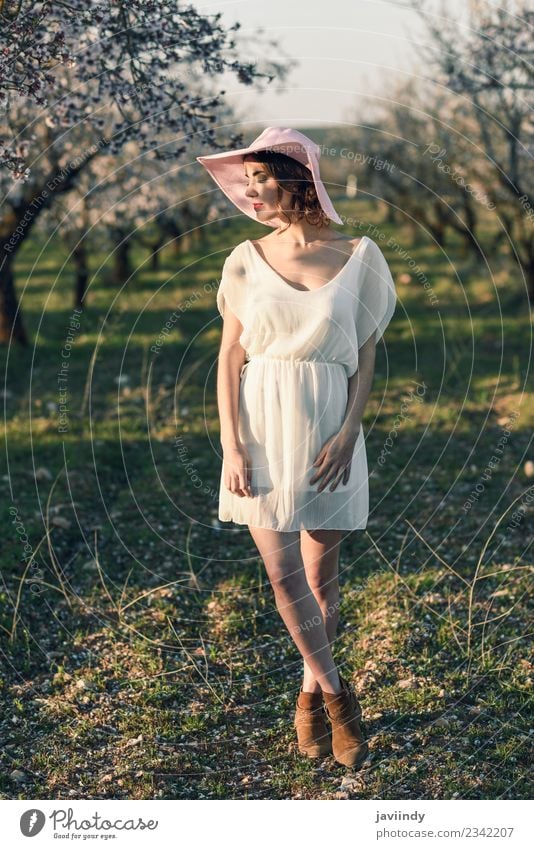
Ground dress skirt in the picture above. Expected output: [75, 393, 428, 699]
[218, 354, 369, 531]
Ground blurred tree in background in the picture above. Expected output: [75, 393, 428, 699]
[0, 0, 290, 344]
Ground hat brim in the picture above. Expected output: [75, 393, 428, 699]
[196, 142, 343, 228]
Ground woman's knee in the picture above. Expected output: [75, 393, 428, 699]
[265, 556, 306, 596]
[306, 568, 339, 602]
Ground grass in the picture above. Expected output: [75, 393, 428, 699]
[0, 205, 532, 799]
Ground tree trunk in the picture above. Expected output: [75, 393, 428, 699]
[525, 254, 534, 306]
[410, 204, 447, 248]
[0, 252, 28, 346]
[0, 157, 101, 345]
[73, 242, 89, 308]
[460, 225, 485, 261]
[150, 236, 165, 271]
[384, 203, 396, 225]
[458, 195, 485, 260]
[114, 237, 132, 285]
[428, 216, 447, 248]
[175, 231, 193, 255]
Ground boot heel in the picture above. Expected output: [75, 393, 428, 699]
[294, 687, 332, 758]
[322, 675, 369, 769]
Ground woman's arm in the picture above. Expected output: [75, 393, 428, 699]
[217, 306, 246, 450]
[217, 307, 252, 497]
[309, 333, 377, 492]
[339, 333, 377, 441]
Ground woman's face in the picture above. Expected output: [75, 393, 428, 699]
[243, 160, 292, 222]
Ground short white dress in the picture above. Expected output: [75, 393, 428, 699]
[216, 236, 397, 532]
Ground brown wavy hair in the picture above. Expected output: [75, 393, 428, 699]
[243, 150, 331, 231]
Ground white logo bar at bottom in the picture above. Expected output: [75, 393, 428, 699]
[3, 799, 530, 847]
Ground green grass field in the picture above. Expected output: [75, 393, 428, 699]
[1, 207, 532, 800]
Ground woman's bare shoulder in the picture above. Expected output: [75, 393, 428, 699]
[328, 235, 368, 255]
[222, 241, 248, 273]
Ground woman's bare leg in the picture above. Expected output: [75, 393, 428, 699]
[300, 529, 342, 694]
[248, 526, 342, 694]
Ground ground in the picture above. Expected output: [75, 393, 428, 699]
[1, 207, 532, 799]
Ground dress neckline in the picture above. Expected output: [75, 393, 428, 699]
[245, 236, 369, 294]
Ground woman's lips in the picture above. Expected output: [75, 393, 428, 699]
[253, 203, 264, 209]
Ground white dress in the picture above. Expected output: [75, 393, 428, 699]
[216, 236, 397, 532]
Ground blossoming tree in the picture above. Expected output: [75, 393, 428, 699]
[0, 0, 287, 343]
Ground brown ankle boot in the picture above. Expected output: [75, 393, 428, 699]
[294, 687, 332, 758]
[322, 674, 369, 768]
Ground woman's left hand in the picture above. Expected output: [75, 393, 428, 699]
[309, 427, 360, 492]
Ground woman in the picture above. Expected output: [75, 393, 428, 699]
[197, 127, 397, 768]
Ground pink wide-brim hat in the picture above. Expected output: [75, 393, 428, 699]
[196, 126, 344, 228]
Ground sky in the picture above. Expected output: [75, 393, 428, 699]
[200, 0, 470, 129]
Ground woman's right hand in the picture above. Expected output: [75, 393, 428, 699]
[222, 444, 253, 497]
